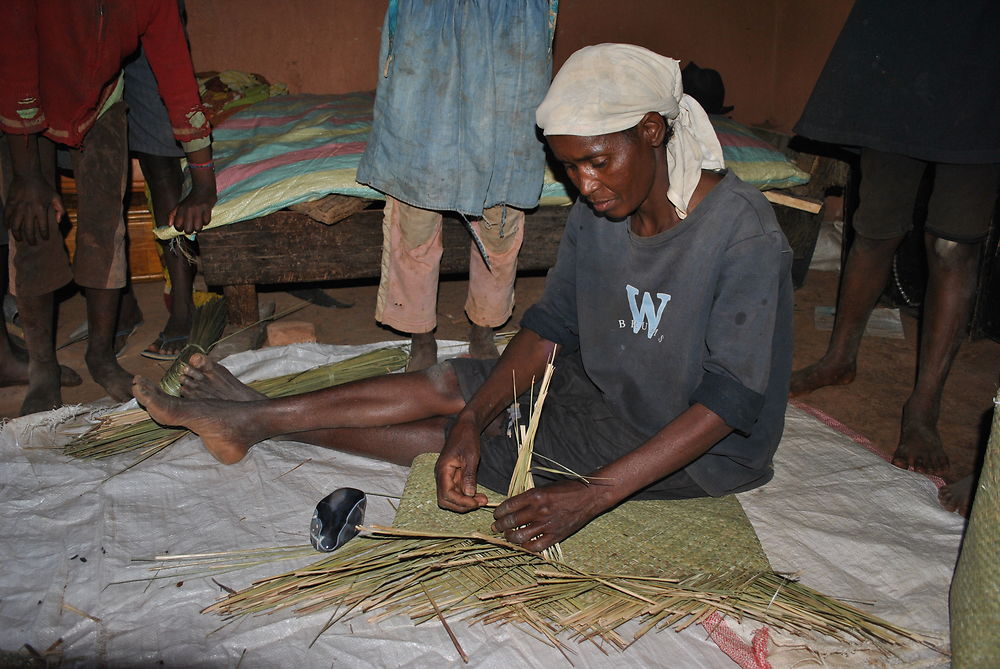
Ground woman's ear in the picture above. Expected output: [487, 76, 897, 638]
[638, 112, 668, 147]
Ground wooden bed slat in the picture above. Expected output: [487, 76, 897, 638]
[199, 207, 567, 325]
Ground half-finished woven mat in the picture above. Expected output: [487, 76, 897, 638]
[950, 389, 1000, 665]
[393, 453, 771, 578]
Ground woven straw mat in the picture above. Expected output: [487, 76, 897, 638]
[392, 453, 771, 578]
[950, 389, 1000, 666]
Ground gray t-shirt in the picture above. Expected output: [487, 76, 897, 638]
[521, 170, 794, 496]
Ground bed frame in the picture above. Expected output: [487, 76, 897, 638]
[199, 198, 831, 326]
[198, 205, 568, 325]
[198, 127, 849, 326]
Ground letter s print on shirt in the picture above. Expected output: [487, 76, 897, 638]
[625, 284, 671, 340]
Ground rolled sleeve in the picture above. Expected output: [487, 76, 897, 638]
[520, 303, 578, 348]
[690, 371, 764, 435]
[698, 230, 787, 431]
[180, 135, 212, 153]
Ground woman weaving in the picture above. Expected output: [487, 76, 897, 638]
[134, 44, 793, 552]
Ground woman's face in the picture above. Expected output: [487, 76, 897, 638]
[546, 120, 663, 220]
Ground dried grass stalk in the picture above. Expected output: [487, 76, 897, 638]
[155, 526, 941, 657]
[508, 356, 562, 562]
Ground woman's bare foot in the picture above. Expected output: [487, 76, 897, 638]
[86, 351, 135, 403]
[19, 360, 63, 416]
[132, 376, 259, 464]
[938, 474, 975, 516]
[891, 404, 950, 475]
[789, 357, 856, 397]
[407, 332, 437, 372]
[178, 353, 266, 401]
[468, 323, 499, 360]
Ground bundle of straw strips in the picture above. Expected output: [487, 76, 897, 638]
[507, 356, 565, 562]
[64, 347, 409, 464]
[149, 523, 940, 658]
[159, 298, 228, 396]
[135, 350, 944, 660]
[129, 348, 939, 661]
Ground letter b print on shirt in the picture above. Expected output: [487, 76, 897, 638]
[625, 284, 671, 340]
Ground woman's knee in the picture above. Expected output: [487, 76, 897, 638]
[417, 361, 466, 411]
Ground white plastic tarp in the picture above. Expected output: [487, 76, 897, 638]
[0, 343, 962, 667]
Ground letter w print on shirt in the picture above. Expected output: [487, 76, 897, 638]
[625, 284, 671, 340]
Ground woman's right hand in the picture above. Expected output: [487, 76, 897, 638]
[435, 414, 488, 512]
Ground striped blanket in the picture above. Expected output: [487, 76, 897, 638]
[157, 91, 573, 239]
[158, 92, 808, 239]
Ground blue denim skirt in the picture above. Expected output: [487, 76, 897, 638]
[357, 0, 555, 216]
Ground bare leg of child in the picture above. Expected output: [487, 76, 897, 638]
[84, 287, 134, 402]
[139, 154, 193, 359]
[407, 331, 438, 372]
[0, 244, 82, 388]
[0, 334, 81, 388]
[15, 293, 62, 415]
[468, 322, 499, 360]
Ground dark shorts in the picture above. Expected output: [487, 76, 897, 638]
[444, 351, 708, 501]
[2, 102, 129, 297]
[853, 149, 1000, 243]
[123, 49, 186, 158]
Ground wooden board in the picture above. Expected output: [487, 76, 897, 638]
[198, 207, 568, 324]
[198, 196, 826, 325]
[763, 190, 823, 214]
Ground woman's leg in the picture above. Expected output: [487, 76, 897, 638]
[133, 363, 466, 464]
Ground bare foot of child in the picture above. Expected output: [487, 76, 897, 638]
[789, 357, 856, 397]
[19, 360, 63, 416]
[177, 353, 266, 401]
[938, 474, 974, 516]
[407, 332, 437, 372]
[86, 353, 134, 403]
[468, 323, 499, 360]
[132, 376, 259, 464]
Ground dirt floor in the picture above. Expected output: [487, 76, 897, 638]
[2, 267, 997, 498]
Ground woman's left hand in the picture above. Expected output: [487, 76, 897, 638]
[491, 480, 602, 552]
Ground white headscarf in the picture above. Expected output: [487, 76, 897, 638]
[535, 43, 725, 219]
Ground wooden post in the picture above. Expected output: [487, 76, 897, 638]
[224, 284, 259, 326]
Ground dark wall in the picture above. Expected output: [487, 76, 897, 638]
[184, 0, 855, 133]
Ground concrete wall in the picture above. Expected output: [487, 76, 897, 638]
[183, 0, 854, 133]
